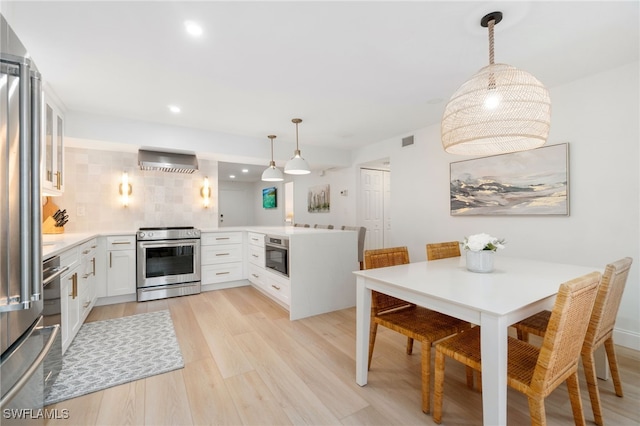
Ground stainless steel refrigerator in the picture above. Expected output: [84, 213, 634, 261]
[1, 14, 61, 422]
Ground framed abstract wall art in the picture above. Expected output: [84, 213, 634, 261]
[450, 143, 569, 216]
[262, 186, 277, 209]
[308, 184, 330, 213]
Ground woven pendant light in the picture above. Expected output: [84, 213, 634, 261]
[261, 135, 284, 182]
[441, 11, 551, 155]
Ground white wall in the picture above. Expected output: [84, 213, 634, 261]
[290, 167, 357, 229]
[352, 61, 640, 349]
[252, 180, 286, 226]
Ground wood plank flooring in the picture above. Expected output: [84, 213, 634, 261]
[45, 286, 640, 425]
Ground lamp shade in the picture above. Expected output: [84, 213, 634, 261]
[441, 63, 551, 156]
[262, 163, 284, 181]
[284, 152, 310, 175]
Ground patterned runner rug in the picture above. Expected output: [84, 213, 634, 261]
[45, 310, 184, 405]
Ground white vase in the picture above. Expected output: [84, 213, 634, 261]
[466, 250, 495, 273]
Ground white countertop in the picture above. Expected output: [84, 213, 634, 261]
[42, 226, 352, 259]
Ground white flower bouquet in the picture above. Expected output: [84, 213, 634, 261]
[462, 233, 506, 252]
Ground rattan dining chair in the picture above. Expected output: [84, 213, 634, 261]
[513, 257, 632, 426]
[426, 241, 461, 261]
[432, 271, 602, 426]
[364, 246, 471, 414]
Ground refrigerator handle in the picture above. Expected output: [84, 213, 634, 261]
[0, 324, 60, 410]
[30, 70, 42, 302]
[18, 59, 32, 309]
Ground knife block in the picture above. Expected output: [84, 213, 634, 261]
[43, 216, 64, 234]
[42, 197, 64, 234]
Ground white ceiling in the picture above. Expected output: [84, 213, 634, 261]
[2, 1, 638, 156]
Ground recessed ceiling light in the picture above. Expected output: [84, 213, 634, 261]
[168, 105, 181, 113]
[241, 169, 249, 173]
[184, 20, 203, 37]
[229, 174, 236, 179]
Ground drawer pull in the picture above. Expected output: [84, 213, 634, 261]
[216, 237, 230, 240]
[216, 271, 230, 275]
[111, 241, 131, 245]
[251, 254, 259, 258]
[215, 253, 230, 256]
[83, 302, 90, 308]
[82, 249, 90, 254]
[251, 274, 259, 278]
[271, 284, 281, 291]
[251, 238, 259, 241]
[91, 245, 97, 248]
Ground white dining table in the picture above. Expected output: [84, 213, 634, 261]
[353, 255, 598, 425]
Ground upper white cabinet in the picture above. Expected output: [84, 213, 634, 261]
[42, 86, 65, 195]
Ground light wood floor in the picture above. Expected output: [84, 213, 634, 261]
[45, 286, 640, 425]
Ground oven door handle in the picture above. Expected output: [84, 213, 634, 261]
[139, 240, 199, 249]
[43, 265, 69, 287]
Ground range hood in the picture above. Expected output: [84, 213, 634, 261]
[138, 149, 199, 174]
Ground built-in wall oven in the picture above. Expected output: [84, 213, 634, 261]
[265, 235, 289, 277]
[136, 227, 201, 302]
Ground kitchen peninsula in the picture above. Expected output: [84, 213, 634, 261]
[43, 227, 358, 325]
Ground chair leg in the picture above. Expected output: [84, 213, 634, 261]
[582, 351, 604, 426]
[406, 337, 414, 355]
[421, 341, 431, 414]
[527, 396, 547, 426]
[368, 322, 378, 370]
[465, 366, 474, 388]
[433, 349, 445, 424]
[604, 337, 624, 397]
[567, 372, 587, 426]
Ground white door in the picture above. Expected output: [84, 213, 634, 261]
[383, 170, 391, 246]
[361, 168, 384, 250]
[219, 188, 251, 226]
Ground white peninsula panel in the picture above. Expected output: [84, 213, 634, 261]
[288, 230, 358, 320]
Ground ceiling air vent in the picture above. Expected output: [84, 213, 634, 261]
[138, 149, 199, 174]
[402, 135, 414, 147]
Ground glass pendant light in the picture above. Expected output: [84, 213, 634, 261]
[441, 11, 551, 156]
[261, 135, 284, 182]
[284, 118, 310, 175]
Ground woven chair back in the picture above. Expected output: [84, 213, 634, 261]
[426, 241, 461, 261]
[531, 271, 601, 393]
[364, 247, 412, 313]
[584, 257, 632, 350]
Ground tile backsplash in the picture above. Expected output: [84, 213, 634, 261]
[54, 147, 219, 233]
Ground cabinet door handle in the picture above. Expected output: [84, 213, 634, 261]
[109, 252, 112, 268]
[215, 253, 230, 256]
[91, 257, 96, 275]
[91, 245, 97, 249]
[216, 271, 230, 275]
[69, 273, 78, 299]
[56, 171, 61, 190]
[271, 284, 281, 291]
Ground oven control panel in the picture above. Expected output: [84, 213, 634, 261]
[137, 227, 201, 241]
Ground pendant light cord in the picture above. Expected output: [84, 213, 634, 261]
[488, 19, 495, 65]
[295, 122, 299, 150]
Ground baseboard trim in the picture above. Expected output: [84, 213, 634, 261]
[614, 327, 640, 351]
[95, 294, 136, 307]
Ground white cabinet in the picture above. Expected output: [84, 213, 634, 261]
[78, 238, 98, 320]
[42, 88, 65, 195]
[60, 262, 81, 353]
[246, 231, 291, 307]
[201, 232, 243, 286]
[106, 235, 136, 296]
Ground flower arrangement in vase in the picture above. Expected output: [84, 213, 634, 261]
[462, 233, 506, 273]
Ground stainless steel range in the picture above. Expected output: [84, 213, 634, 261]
[136, 227, 201, 302]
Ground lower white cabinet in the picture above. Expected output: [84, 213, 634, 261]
[60, 263, 81, 353]
[201, 232, 244, 286]
[106, 235, 136, 296]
